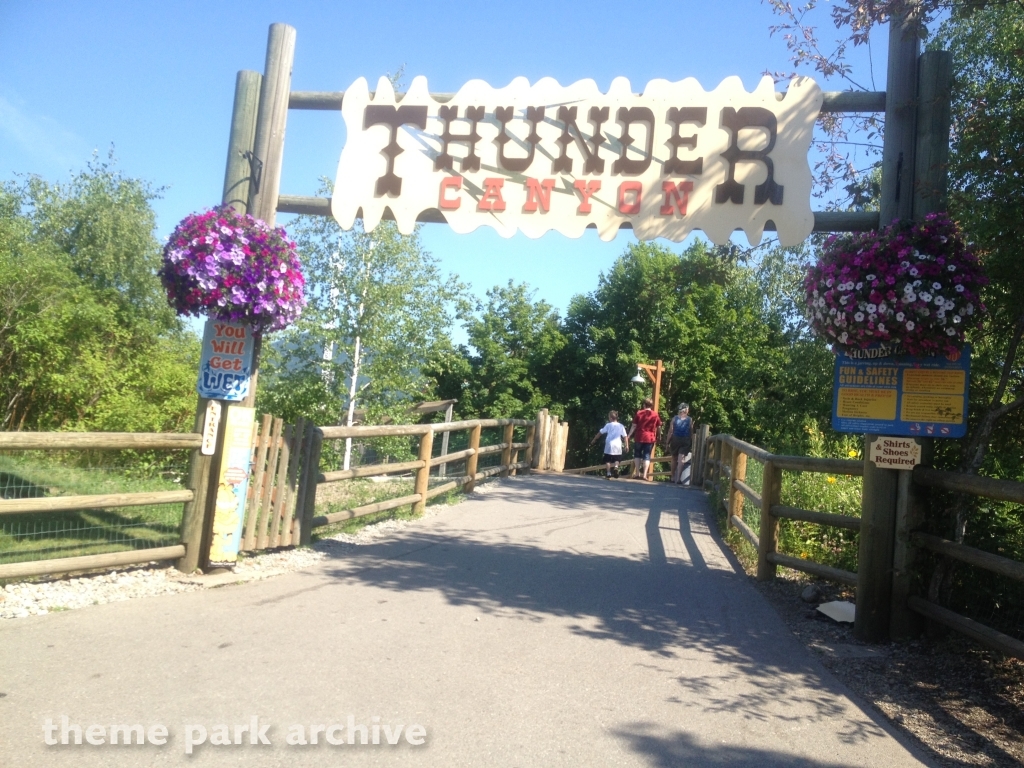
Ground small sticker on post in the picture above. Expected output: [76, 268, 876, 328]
[201, 400, 222, 456]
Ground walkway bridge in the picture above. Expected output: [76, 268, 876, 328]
[1, 472, 931, 767]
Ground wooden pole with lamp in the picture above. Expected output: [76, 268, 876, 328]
[632, 360, 665, 415]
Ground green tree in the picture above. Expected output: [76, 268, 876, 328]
[432, 281, 566, 419]
[259, 203, 466, 465]
[555, 240, 824, 465]
[0, 159, 198, 435]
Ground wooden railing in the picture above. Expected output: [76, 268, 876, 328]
[700, 433, 1024, 660]
[0, 431, 201, 581]
[304, 419, 535, 534]
[702, 434, 862, 586]
[907, 467, 1024, 659]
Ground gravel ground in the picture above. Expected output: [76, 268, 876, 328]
[749, 570, 1024, 768]
[0, 483, 465, 621]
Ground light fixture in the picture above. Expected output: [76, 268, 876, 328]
[630, 366, 645, 384]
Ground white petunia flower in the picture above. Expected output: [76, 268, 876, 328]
[866, 274, 877, 281]
[896, 312, 905, 321]
[854, 312, 865, 322]
[906, 321, 915, 330]
[956, 285, 965, 293]
[932, 282, 942, 290]
[920, 292, 932, 302]
[867, 303, 877, 313]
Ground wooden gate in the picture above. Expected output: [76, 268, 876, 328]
[240, 415, 320, 552]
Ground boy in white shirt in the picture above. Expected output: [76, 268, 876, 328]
[590, 410, 629, 479]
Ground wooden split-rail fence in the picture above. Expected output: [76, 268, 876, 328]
[700, 432, 1024, 661]
[0, 410, 563, 582]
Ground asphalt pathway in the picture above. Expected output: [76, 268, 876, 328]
[0, 474, 931, 767]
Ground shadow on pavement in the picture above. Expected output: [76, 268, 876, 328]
[271, 475, 892, 748]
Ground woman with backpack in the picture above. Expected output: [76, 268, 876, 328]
[666, 403, 693, 485]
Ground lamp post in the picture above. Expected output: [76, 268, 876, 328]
[631, 360, 665, 415]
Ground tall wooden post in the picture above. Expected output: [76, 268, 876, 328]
[187, 25, 296, 571]
[879, 5, 921, 226]
[177, 69, 264, 574]
[889, 50, 951, 639]
[857, 5, 922, 640]
[912, 50, 952, 220]
[857, 436, 900, 642]
[222, 70, 264, 212]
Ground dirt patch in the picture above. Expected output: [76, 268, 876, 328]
[752, 573, 1024, 767]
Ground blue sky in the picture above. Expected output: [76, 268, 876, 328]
[0, 1, 882, 328]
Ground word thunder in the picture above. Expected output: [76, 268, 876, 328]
[333, 75, 822, 246]
[43, 716, 427, 753]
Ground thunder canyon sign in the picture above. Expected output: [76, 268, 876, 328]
[332, 75, 822, 246]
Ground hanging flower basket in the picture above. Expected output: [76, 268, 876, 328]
[159, 207, 305, 333]
[805, 213, 987, 357]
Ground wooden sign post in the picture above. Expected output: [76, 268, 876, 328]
[178, 24, 295, 573]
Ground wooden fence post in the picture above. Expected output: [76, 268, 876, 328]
[857, 434, 900, 642]
[553, 422, 569, 472]
[298, 427, 324, 546]
[533, 409, 548, 469]
[465, 423, 482, 492]
[718, 442, 733, 518]
[708, 436, 716, 489]
[524, 424, 535, 474]
[757, 461, 782, 581]
[500, 423, 514, 477]
[546, 414, 560, 471]
[413, 429, 433, 514]
[728, 449, 747, 529]
[709, 438, 721, 491]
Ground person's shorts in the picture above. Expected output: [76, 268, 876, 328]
[602, 453, 622, 464]
[669, 436, 693, 457]
[633, 442, 654, 460]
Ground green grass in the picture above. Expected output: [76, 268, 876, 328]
[714, 451, 863, 576]
[0, 453, 185, 566]
[309, 468, 475, 540]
